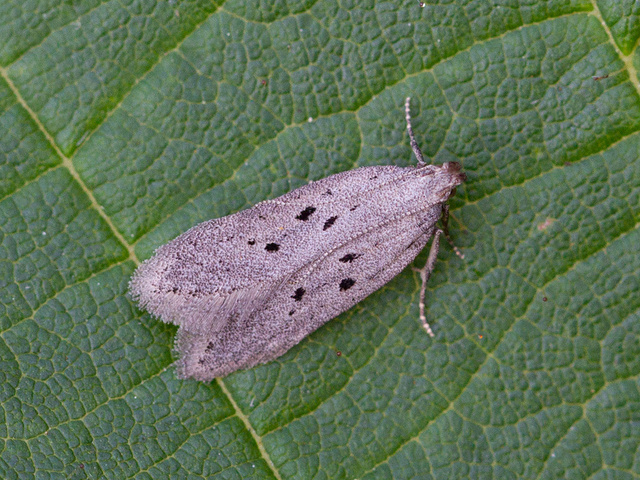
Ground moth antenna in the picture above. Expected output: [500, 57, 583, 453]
[405, 97, 426, 166]
[442, 203, 465, 259]
[417, 229, 442, 337]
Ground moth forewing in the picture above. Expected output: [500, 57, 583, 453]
[129, 164, 459, 334]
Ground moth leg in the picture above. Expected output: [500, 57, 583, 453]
[441, 203, 465, 259]
[417, 228, 442, 337]
[405, 97, 426, 166]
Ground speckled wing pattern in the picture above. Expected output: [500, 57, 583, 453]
[130, 165, 439, 335]
[130, 162, 464, 381]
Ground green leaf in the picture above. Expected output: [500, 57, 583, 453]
[597, 0, 640, 55]
[1, 1, 639, 478]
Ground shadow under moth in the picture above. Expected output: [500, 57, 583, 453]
[129, 97, 466, 381]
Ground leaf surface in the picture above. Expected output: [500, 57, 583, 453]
[1, 1, 639, 478]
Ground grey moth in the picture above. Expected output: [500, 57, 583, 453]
[129, 98, 465, 381]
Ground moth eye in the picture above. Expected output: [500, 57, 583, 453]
[339, 278, 356, 291]
[296, 206, 316, 221]
[291, 287, 305, 301]
[323, 216, 338, 230]
[265, 243, 280, 252]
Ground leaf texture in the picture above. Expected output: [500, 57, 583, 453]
[1, 0, 639, 478]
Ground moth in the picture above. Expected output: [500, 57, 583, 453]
[129, 98, 466, 381]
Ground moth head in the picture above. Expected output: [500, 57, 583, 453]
[442, 162, 466, 180]
[433, 162, 466, 201]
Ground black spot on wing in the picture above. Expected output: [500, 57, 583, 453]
[296, 206, 316, 221]
[349, 205, 359, 211]
[265, 243, 280, 252]
[339, 278, 356, 291]
[339, 253, 361, 263]
[292, 287, 305, 301]
[248, 239, 256, 245]
[323, 216, 338, 230]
